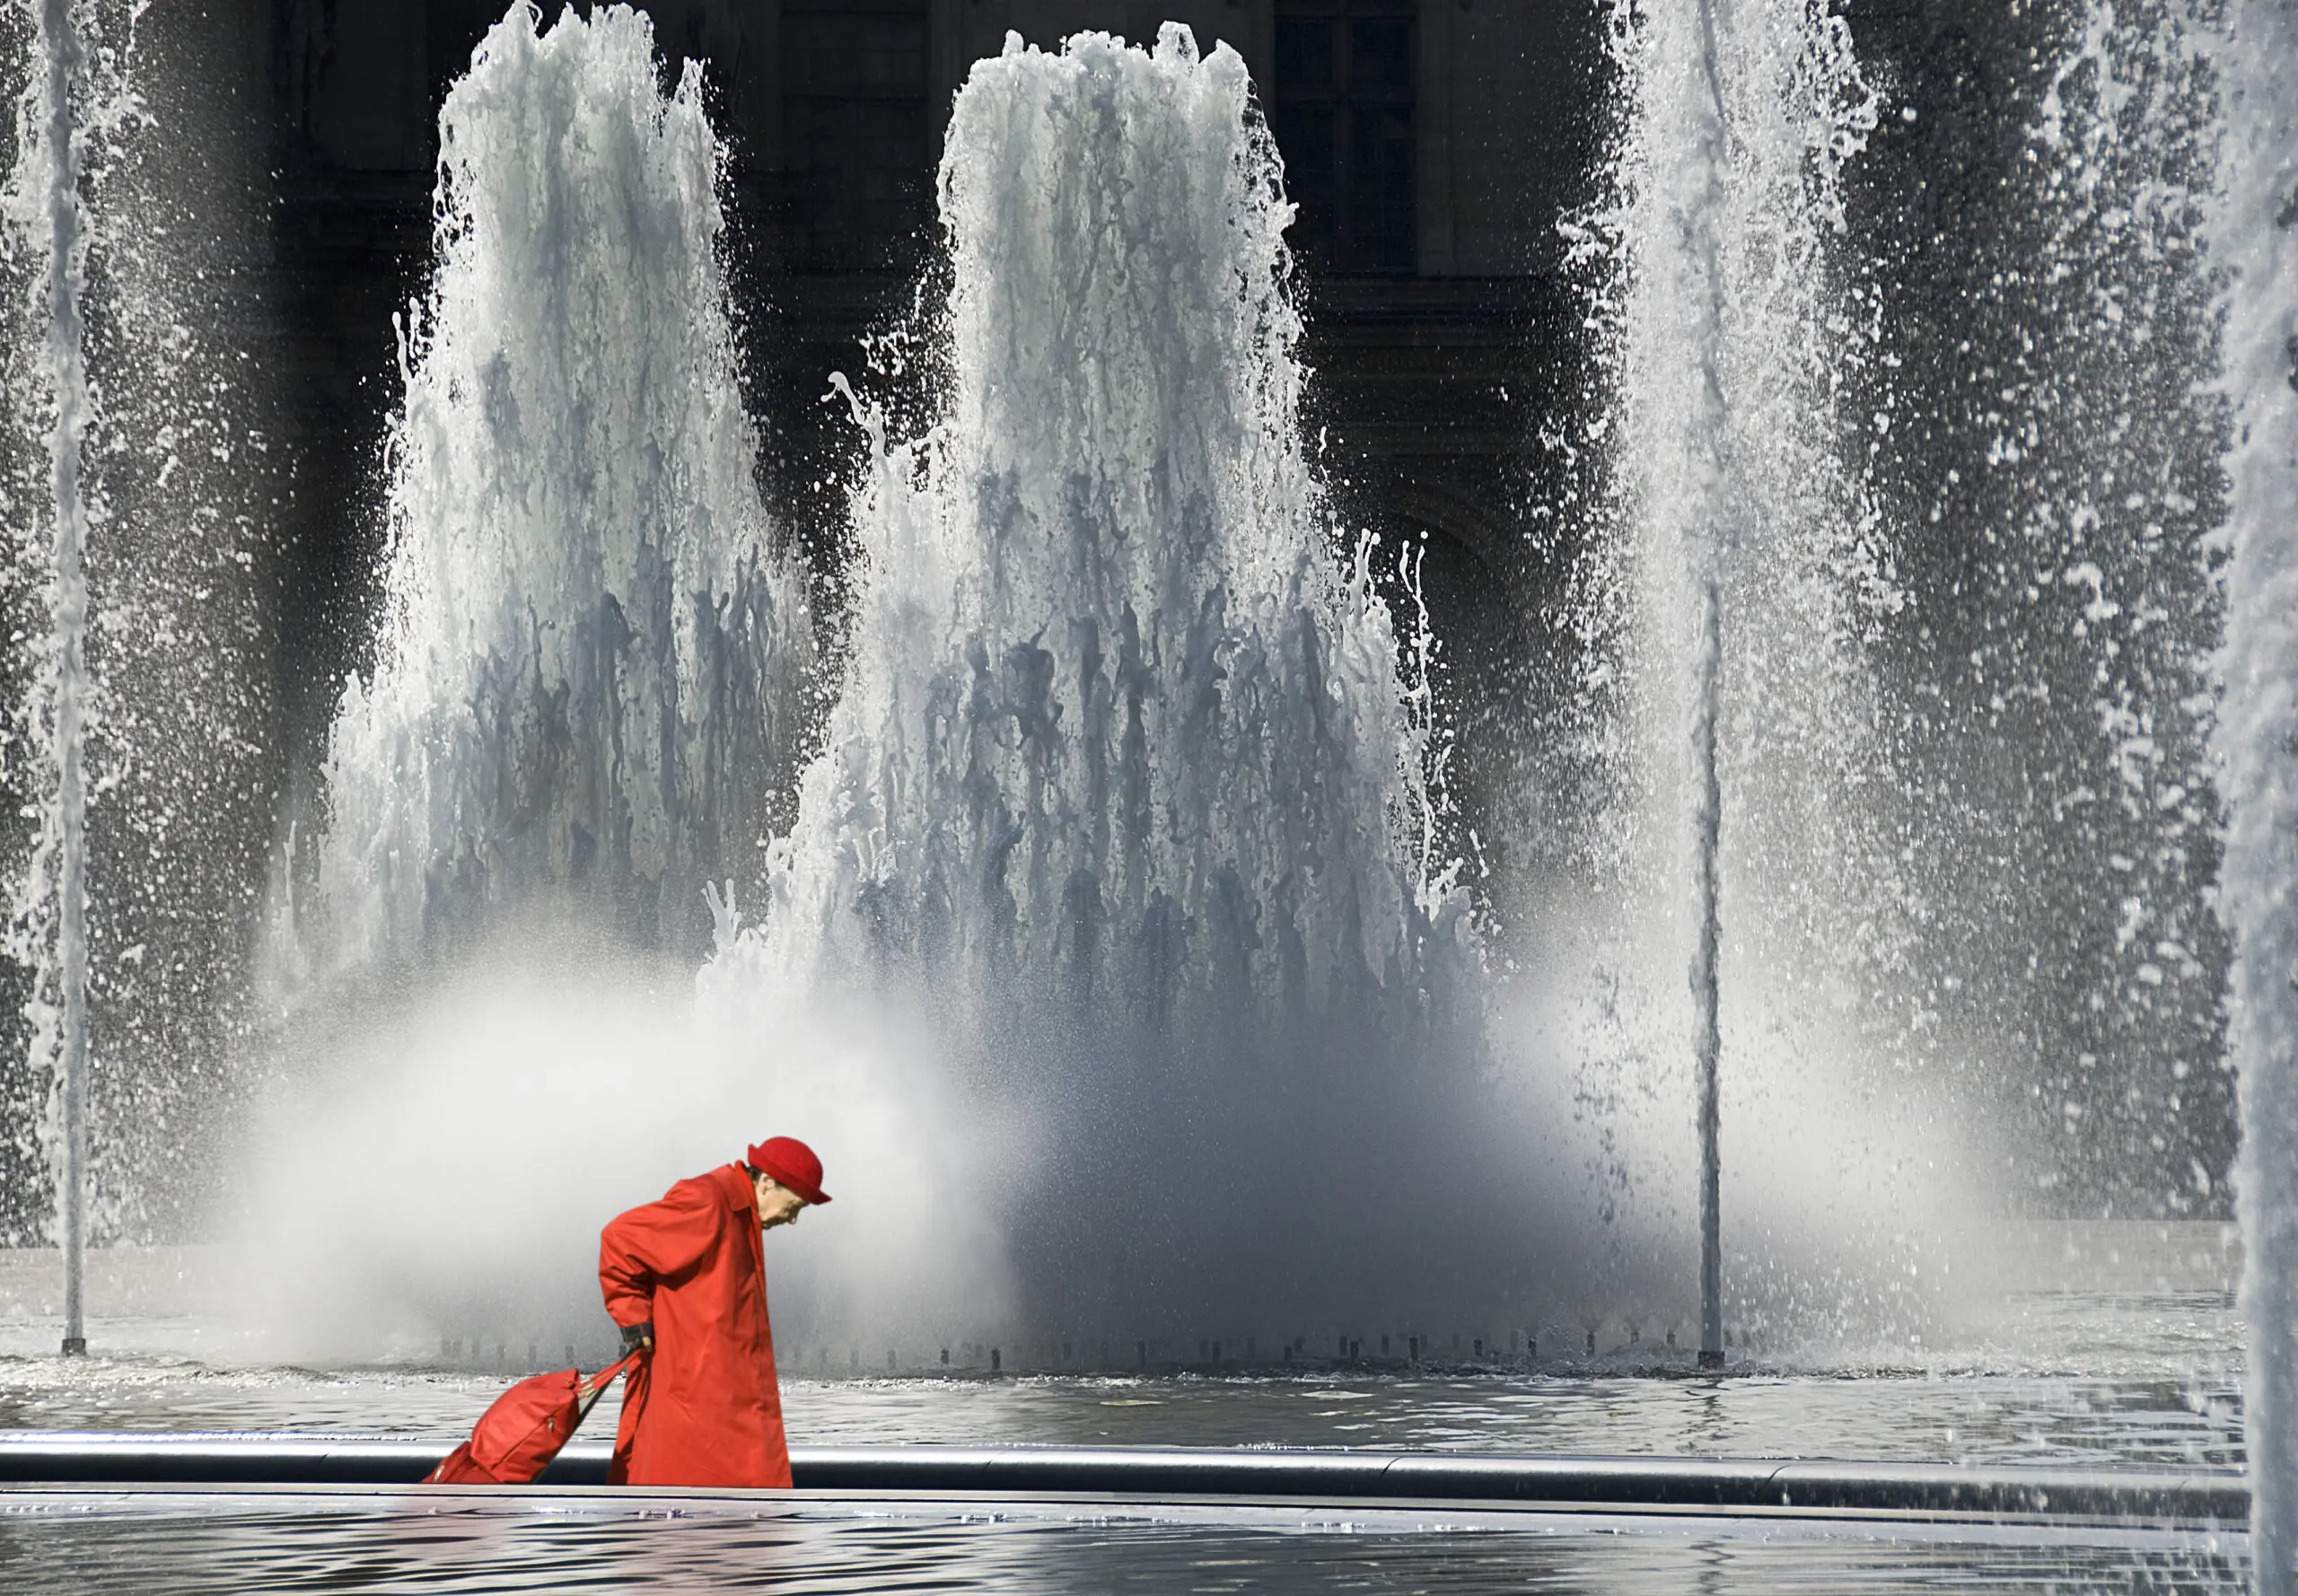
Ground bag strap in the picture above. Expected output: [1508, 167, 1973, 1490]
[575, 1349, 643, 1419]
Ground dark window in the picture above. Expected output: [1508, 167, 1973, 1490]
[1352, 105, 1414, 270]
[1271, 1, 1417, 275]
[780, 0, 933, 273]
[1349, 20, 1412, 91]
[1275, 17, 1335, 90]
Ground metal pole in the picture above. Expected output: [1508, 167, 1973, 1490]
[1691, 576, 1724, 1371]
[39, 0, 90, 1361]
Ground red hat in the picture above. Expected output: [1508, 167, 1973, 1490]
[745, 1136, 830, 1206]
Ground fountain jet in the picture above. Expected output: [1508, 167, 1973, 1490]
[1691, 574, 1723, 1368]
[287, 2, 813, 990]
[2208, 1, 2298, 1584]
[4, 0, 99, 1358]
[1557, 0, 1932, 1355]
[1682, 0, 1733, 1373]
[703, 25, 1481, 1330]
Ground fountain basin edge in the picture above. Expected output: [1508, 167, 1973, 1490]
[0, 1434, 2246, 1527]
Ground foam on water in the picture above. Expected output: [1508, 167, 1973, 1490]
[2208, 0, 2298, 1583]
[280, 2, 812, 987]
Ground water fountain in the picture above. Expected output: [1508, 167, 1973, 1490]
[1856, 0, 2231, 1216]
[0, 3, 2278, 1590]
[694, 22, 1495, 1337]
[1548, 0, 1969, 1353]
[278, 3, 815, 993]
[2210, 0, 2298, 1583]
[1, 0, 283, 1259]
[0, 0, 2214, 1364]
[12, 0, 92, 1358]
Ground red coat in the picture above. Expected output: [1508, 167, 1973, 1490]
[598, 1163, 791, 1487]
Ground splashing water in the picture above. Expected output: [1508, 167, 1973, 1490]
[1856, 1, 2231, 1214]
[703, 27, 1484, 1333]
[0, 0, 287, 1251]
[1545, 0, 2004, 1344]
[5, 0, 93, 1342]
[284, 3, 812, 989]
[2209, 0, 2298, 1583]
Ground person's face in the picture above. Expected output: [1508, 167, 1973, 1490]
[752, 1169, 807, 1231]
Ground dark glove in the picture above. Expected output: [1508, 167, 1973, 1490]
[620, 1320, 654, 1355]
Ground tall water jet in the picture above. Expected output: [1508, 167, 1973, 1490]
[1677, 0, 1734, 1372]
[706, 26, 1480, 1333]
[1554, 0, 1945, 1345]
[1691, 574, 1723, 1366]
[2210, 0, 2298, 1582]
[285, 3, 812, 988]
[1, 0, 96, 1354]
[32, 0, 86, 1358]
[0, 0, 283, 1256]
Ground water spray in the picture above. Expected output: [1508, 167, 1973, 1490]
[2208, 0, 2298, 1583]
[1685, 0, 1732, 1372]
[1690, 575, 1724, 1370]
[298, 4, 812, 984]
[34, 0, 93, 1360]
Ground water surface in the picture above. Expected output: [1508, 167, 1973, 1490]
[0, 1488, 2249, 1595]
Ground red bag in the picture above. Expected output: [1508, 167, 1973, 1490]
[424, 1351, 640, 1486]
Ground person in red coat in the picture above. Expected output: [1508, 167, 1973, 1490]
[598, 1136, 830, 1486]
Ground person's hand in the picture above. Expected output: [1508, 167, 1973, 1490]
[620, 1320, 654, 1355]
